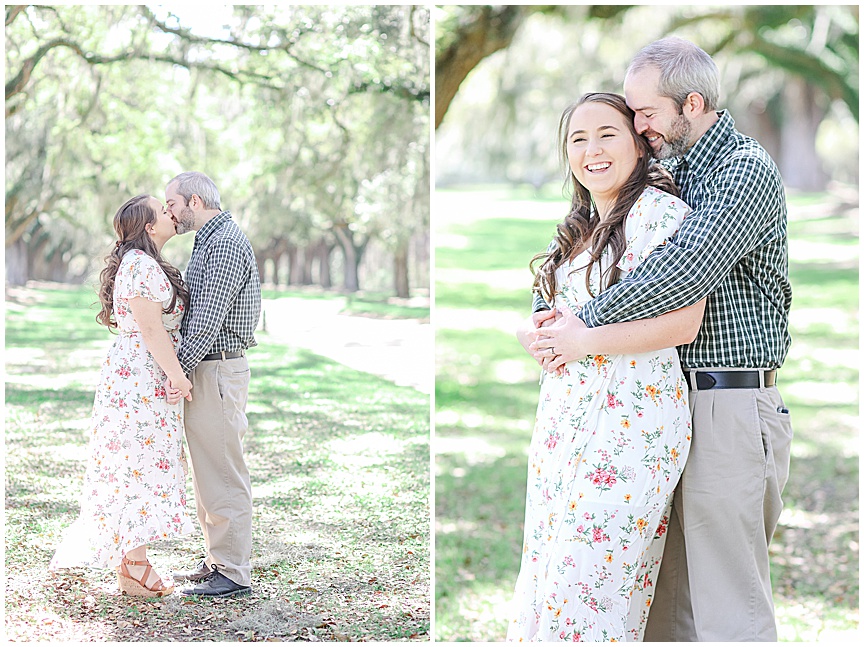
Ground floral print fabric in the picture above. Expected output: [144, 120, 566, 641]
[50, 249, 194, 570]
[507, 186, 692, 642]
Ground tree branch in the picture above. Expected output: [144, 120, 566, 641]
[5, 37, 285, 101]
[5, 5, 26, 27]
[348, 78, 429, 104]
[5, 38, 75, 100]
[139, 5, 332, 75]
[409, 5, 430, 48]
[435, 6, 536, 129]
[749, 35, 858, 120]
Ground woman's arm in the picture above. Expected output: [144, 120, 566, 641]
[532, 298, 706, 373]
[128, 297, 193, 399]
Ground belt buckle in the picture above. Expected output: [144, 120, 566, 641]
[697, 372, 716, 390]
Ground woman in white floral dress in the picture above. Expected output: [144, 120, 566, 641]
[51, 195, 195, 597]
[508, 93, 707, 641]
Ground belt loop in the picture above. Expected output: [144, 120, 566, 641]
[758, 370, 765, 392]
[689, 369, 698, 393]
[220, 350, 226, 361]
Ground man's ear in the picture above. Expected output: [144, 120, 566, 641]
[683, 92, 706, 117]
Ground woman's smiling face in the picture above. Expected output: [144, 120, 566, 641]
[566, 101, 641, 213]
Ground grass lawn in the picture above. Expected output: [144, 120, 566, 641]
[434, 186, 859, 642]
[260, 287, 431, 321]
[4, 284, 430, 642]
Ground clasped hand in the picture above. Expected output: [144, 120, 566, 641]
[164, 375, 193, 405]
[529, 307, 591, 375]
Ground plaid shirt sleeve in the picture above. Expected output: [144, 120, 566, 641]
[177, 236, 253, 374]
[531, 240, 555, 312]
[532, 290, 552, 312]
[577, 153, 784, 326]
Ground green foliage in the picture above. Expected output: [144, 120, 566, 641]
[435, 5, 858, 189]
[5, 5, 430, 293]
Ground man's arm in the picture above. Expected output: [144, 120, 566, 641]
[531, 239, 556, 313]
[579, 156, 784, 327]
[532, 289, 551, 313]
[178, 238, 250, 374]
[533, 299, 706, 374]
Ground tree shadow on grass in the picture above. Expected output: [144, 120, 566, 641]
[435, 453, 526, 641]
[772, 448, 858, 611]
[436, 378, 540, 425]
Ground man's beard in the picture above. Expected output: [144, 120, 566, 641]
[654, 113, 692, 160]
[175, 206, 196, 234]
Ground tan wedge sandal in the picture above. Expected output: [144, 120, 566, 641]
[117, 556, 174, 597]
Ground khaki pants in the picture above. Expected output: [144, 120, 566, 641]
[644, 379, 793, 642]
[184, 355, 253, 587]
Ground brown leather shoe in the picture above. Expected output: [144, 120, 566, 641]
[172, 559, 212, 582]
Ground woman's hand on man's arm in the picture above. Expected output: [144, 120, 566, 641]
[516, 309, 559, 368]
[532, 298, 707, 374]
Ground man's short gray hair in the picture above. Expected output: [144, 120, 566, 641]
[167, 171, 221, 210]
[627, 37, 720, 111]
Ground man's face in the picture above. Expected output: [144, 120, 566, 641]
[165, 182, 196, 234]
[624, 66, 693, 160]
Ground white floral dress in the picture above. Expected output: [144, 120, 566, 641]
[507, 186, 693, 642]
[50, 249, 194, 570]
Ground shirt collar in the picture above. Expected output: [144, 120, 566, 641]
[681, 110, 734, 178]
[194, 210, 231, 246]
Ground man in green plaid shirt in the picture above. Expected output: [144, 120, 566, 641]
[165, 171, 261, 599]
[531, 38, 792, 640]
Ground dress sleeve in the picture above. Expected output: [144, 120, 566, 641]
[617, 189, 690, 274]
[116, 252, 172, 303]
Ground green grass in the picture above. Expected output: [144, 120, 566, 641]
[260, 286, 430, 321]
[4, 284, 430, 642]
[435, 218, 558, 271]
[343, 293, 431, 320]
[434, 187, 859, 641]
[435, 283, 529, 312]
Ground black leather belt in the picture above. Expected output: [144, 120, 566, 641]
[201, 350, 245, 361]
[684, 370, 776, 390]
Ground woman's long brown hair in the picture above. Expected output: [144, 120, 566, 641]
[531, 92, 679, 304]
[96, 195, 189, 329]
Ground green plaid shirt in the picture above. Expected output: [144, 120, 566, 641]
[178, 211, 261, 374]
[534, 111, 792, 369]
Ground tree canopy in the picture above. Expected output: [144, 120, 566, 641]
[5, 4, 430, 296]
[435, 4, 858, 191]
